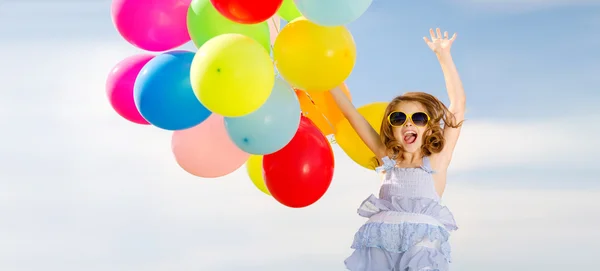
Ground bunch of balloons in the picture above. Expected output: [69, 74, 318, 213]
[105, 0, 375, 208]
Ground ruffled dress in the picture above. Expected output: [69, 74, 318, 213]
[344, 156, 458, 271]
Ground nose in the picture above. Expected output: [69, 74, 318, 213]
[404, 121, 413, 127]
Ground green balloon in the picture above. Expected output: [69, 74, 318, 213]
[187, 0, 271, 52]
[277, 0, 302, 22]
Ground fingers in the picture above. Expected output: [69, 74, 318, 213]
[450, 32, 457, 42]
[429, 28, 457, 41]
[423, 36, 432, 46]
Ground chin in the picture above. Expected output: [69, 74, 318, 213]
[401, 144, 421, 154]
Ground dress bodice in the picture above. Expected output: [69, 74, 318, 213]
[376, 156, 440, 202]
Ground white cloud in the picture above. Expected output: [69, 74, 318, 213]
[449, 115, 600, 172]
[0, 39, 598, 271]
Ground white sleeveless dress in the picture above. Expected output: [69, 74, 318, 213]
[344, 156, 458, 271]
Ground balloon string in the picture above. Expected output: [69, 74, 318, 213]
[270, 17, 280, 34]
[298, 89, 338, 136]
[269, 17, 337, 143]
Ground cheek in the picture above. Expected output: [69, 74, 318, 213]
[392, 127, 403, 138]
[418, 128, 428, 141]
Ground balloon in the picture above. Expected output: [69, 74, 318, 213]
[225, 77, 301, 154]
[134, 51, 212, 131]
[267, 15, 281, 45]
[293, 0, 372, 26]
[187, 0, 271, 51]
[172, 114, 250, 178]
[263, 116, 334, 208]
[246, 155, 270, 195]
[106, 54, 153, 125]
[191, 34, 275, 117]
[335, 102, 388, 169]
[277, 0, 302, 21]
[210, 0, 283, 24]
[296, 83, 351, 135]
[273, 17, 356, 91]
[111, 0, 191, 51]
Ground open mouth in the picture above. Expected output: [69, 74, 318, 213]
[403, 131, 417, 144]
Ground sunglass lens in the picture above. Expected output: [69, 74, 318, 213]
[412, 112, 428, 126]
[389, 112, 407, 126]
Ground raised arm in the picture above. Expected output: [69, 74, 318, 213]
[329, 87, 387, 160]
[424, 28, 466, 168]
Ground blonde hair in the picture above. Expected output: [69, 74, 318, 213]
[371, 92, 463, 168]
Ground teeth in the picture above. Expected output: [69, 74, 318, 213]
[403, 131, 417, 135]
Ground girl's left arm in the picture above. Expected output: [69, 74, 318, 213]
[436, 53, 466, 168]
[423, 28, 465, 168]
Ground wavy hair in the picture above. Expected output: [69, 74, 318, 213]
[371, 92, 463, 168]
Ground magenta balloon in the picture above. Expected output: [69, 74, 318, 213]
[106, 54, 153, 125]
[111, 0, 192, 52]
[172, 114, 250, 178]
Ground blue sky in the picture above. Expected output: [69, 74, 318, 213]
[0, 0, 599, 270]
[348, 1, 600, 116]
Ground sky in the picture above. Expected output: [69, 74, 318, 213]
[0, 0, 599, 270]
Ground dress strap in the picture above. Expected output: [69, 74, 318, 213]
[420, 156, 436, 174]
[375, 156, 396, 174]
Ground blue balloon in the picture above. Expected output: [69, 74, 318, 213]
[294, 0, 373, 26]
[224, 77, 301, 155]
[134, 51, 211, 130]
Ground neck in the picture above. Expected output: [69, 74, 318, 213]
[400, 151, 423, 164]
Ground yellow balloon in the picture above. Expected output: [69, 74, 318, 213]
[191, 33, 275, 117]
[273, 17, 356, 91]
[246, 155, 270, 196]
[334, 102, 389, 170]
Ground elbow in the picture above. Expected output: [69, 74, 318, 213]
[450, 99, 466, 115]
[455, 96, 466, 107]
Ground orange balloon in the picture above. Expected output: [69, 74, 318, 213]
[295, 84, 352, 135]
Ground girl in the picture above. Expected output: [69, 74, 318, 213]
[330, 28, 465, 271]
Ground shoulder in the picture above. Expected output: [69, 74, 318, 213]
[428, 154, 449, 173]
[375, 156, 396, 174]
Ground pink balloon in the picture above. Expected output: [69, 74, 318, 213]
[267, 15, 281, 45]
[111, 0, 192, 52]
[106, 54, 153, 125]
[172, 114, 250, 178]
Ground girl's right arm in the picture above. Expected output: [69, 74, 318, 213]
[329, 86, 387, 161]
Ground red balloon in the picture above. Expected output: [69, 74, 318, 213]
[210, 0, 283, 24]
[263, 116, 335, 208]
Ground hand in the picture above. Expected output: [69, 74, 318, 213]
[423, 28, 456, 57]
